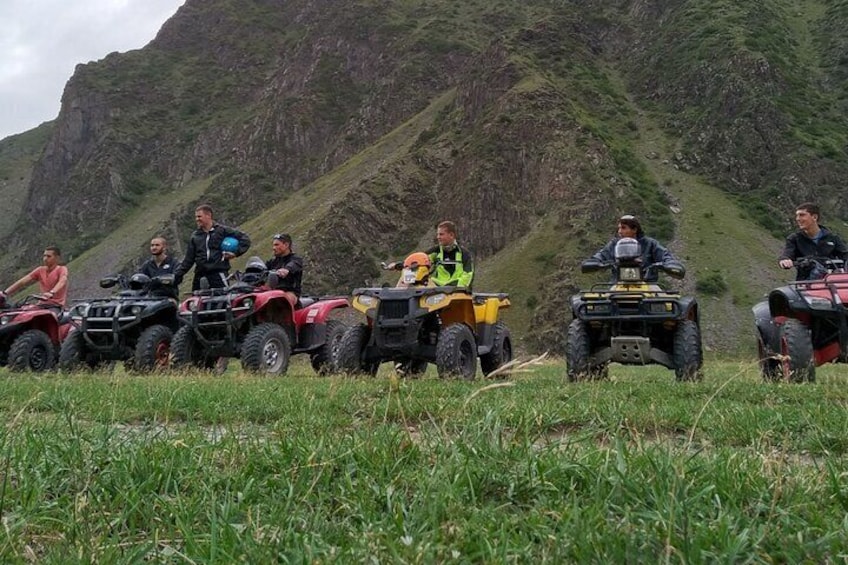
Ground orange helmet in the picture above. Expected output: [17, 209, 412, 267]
[401, 252, 432, 285]
[403, 252, 431, 269]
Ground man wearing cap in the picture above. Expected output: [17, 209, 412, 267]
[265, 233, 303, 301]
[778, 202, 848, 280]
[174, 204, 251, 291]
[586, 214, 680, 282]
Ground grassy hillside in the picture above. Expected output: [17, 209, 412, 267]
[0, 123, 52, 238]
[2, 0, 847, 355]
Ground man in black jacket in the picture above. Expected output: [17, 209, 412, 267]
[779, 202, 848, 280]
[140, 236, 179, 298]
[265, 233, 303, 299]
[586, 214, 681, 282]
[174, 205, 251, 291]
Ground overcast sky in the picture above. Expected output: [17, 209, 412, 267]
[0, 0, 185, 140]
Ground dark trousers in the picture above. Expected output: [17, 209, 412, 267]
[191, 271, 229, 291]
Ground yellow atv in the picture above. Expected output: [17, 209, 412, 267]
[569, 238, 702, 381]
[335, 252, 512, 379]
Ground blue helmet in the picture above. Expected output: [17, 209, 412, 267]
[221, 236, 239, 253]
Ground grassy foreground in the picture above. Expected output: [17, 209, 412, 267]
[2, 359, 848, 563]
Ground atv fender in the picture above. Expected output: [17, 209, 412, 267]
[752, 300, 779, 355]
[768, 286, 807, 318]
[677, 297, 699, 322]
[293, 297, 349, 326]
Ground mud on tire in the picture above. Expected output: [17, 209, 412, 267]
[171, 326, 214, 370]
[133, 324, 173, 373]
[309, 319, 348, 375]
[436, 323, 477, 380]
[480, 321, 513, 377]
[241, 323, 291, 375]
[566, 319, 606, 382]
[335, 324, 379, 376]
[673, 319, 703, 382]
[9, 329, 55, 372]
[58, 329, 102, 371]
[778, 318, 815, 383]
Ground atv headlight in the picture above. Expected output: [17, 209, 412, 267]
[648, 302, 672, 314]
[125, 305, 142, 316]
[242, 298, 254, 309]
[619, 267, 641, 282]
[187, 299, 200, 312]
[356, 295, 378, 308]
[806, 296, 833, 310]
[424, 293, 447, 307]
[587, 303, 611, 314]
[0, 314, 13, 325]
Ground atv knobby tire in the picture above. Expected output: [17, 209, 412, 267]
[171, 326, 215, 370]
[480, 321, 513, 377]
[335, 324, 379, 376]
[436, 323, 477, 380]
[309, 319, 348, 375]
[778, 319, 815, 382]
[58, 329, 102, 371]
[566, 319, 606, 382]
[757, 337, 781, 382]
[8, 329, 55, 372]
[133, 324, 173, 373]
[673, 319, 703, 382]
[241, 323, 291, 375]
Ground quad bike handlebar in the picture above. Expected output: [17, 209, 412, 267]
[581, 258, 685, 279]
[786, 256, 845, 273]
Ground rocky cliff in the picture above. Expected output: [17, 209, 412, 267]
[2, 0, 846, 354]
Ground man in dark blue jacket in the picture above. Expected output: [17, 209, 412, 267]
[586, 215, 681, 282]
[174, 205, 251, 291]
[778, 202, 848, 280]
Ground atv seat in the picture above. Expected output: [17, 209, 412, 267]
[297, 297, 316, 309]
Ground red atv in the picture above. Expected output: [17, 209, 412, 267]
[171, 261, 348, 375]
[753, 257, 848, 382]
[0, 294, 73, 372]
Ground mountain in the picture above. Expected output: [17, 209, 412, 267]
[2, 0, 847, 356]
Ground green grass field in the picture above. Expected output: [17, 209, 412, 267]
[2, 358, 847, 562]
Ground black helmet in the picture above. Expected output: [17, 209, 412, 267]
[245, 256, 266, 273]
[129, 273, 151, 290]
[614, 237, 641, 262]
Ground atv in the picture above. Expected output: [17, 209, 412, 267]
[569, 238, 701, 381]
[334, 254, 513, 380]
[753, 257, 848, 382]
[59, 273, 179, 373]
[171, 259, 348, 375]
[0, 294, 72, 372]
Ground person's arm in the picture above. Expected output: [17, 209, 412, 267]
[174, 238, 197, 284]
[457, 247, 473, 287]
[3, 271, 37, 296]
[778, 234, 797, 269]
[284, 255, 303, 276]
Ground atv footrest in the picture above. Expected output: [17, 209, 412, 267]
[611, 336, 652, 364]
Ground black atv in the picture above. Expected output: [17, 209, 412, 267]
[59, 273, 179, 372]
[753, 257, 848, 382]
[569, 241, 701, 381]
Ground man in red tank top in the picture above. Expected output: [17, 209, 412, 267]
[1, 246, 69, 307]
